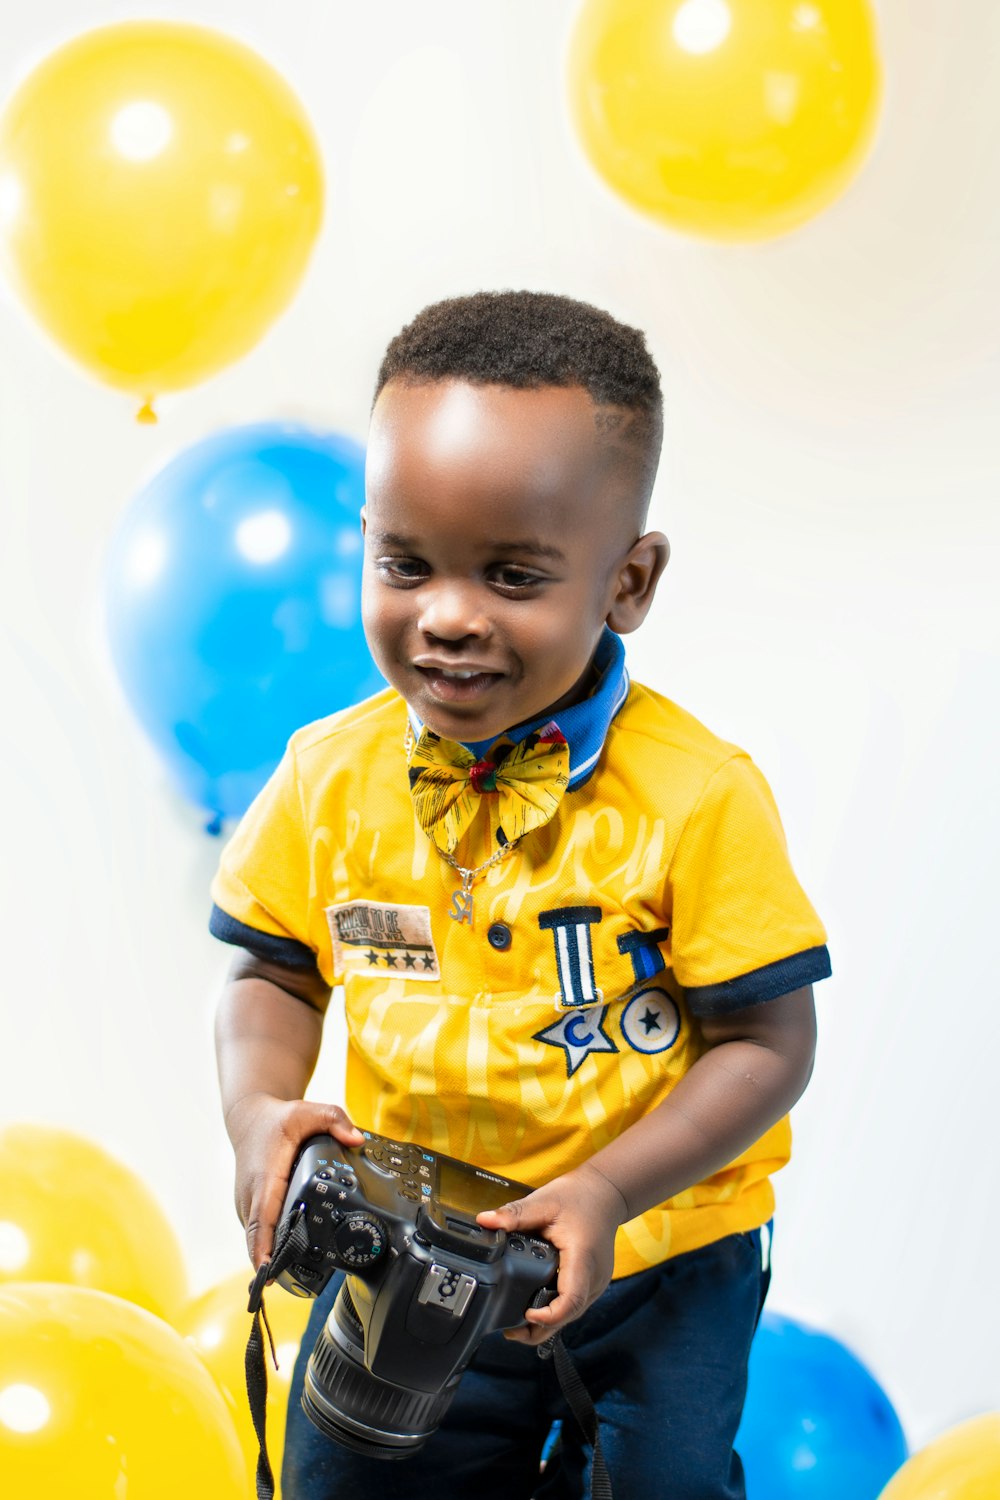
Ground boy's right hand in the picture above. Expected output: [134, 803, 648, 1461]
[226, 1093, 364, 1268]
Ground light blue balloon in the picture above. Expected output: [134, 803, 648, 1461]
[105, 423, 383, 826]
[737, 1311, 908, 1499]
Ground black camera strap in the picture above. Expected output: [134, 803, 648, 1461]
[539, 1334, 614, 1500]
[245, 1205, 310, 1500]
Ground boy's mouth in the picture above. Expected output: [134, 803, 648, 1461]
[413, 663, 504, 703]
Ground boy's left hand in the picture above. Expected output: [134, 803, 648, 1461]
[476, 1162, 627, 1345]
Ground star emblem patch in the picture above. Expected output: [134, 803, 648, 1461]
[533, 1006, 618, 1077]
[619, 989, 680, 1055]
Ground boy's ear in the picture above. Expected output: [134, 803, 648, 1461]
[606, 531, 669, 635]
[360, 506, 367, 535]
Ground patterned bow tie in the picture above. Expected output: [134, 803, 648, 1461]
[406, 720, 570, 855]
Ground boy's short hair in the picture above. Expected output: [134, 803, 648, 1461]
[375, 290, 664, 518]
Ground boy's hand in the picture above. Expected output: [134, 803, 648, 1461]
[226, 1093, 364, 1268]
[476, 1162, 628, 1345]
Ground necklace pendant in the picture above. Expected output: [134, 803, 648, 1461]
[449, 884, 474, 925]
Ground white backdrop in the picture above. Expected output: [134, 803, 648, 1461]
[1, 0, 998, 1455]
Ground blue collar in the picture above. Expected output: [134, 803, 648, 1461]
[407, 627, 629, 791]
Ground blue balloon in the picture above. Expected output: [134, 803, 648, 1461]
[737, 1311, 908, 1499]
[105, 423, 383, 825]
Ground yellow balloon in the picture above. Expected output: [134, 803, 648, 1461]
[567, 0, 882, 240]
[0, 1123, 187, 1321]
[879, 1415, 1000, 1500]
[177, 1270, 311, 1496]
[0, 1283, 246, 1498]
[0, 22, 323, 410]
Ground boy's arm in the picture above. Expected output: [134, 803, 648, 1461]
[215, 949, 363, 1268]
[478, 985, 816, 1344]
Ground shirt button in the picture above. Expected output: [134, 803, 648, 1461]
[486, 922, 512, 951]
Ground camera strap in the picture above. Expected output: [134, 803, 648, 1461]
[245, 1205, 310, 1500]
[539, 1334, 614, 1500]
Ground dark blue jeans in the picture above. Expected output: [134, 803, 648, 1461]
[283, 1225, 770, 1500]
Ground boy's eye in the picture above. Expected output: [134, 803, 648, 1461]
[491, 564, 544, 591]
[377, 557, 427, 583]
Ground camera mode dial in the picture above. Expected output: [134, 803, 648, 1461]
[333, 1212, 388, 1269]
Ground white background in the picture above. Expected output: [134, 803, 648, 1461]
[1, 0, 997, 1455]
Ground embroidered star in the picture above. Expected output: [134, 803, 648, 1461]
[402, 952, 417, 969]
[534, 1007, 618, 1078]
[365, 950, 380, 966]
[419, 955, 434, 970]
[620, 989, 681, 1056]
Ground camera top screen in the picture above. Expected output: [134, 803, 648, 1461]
[436, 1159, 515, 1218]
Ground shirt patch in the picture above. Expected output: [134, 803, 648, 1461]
[619, 988, 681, 1055]
[533, 1006, 619, 1076]
[538, 905, 604, 1010]
[326, 900, 440, 981]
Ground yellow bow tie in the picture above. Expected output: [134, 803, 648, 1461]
[407, 721, 570, 855]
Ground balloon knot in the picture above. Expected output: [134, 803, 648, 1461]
[136, 398, 158, 425]
[205, 813, 223, 837]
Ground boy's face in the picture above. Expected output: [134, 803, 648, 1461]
[362, 378, 667, 744]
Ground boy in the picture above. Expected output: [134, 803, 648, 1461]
[212, 291, 830, 1499]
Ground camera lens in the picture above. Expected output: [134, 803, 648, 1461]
[302, 1282, 460, 1459]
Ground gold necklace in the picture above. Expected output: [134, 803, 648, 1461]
[404, 723, 522, 926]
[438, 838, 522, 926]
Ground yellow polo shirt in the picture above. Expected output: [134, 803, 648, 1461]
[211, 664, 830, 1278]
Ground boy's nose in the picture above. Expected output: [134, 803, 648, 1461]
[416, 581, 491, 642]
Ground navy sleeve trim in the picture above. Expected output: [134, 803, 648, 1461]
[685, 945, 832, 1017]
[209, 904, 319, 972]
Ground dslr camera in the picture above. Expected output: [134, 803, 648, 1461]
[274, 1130, 558, 1458]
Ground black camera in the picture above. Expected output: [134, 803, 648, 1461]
[274, 1130, 559, 1459]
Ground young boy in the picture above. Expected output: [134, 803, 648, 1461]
[211, 291, 831, 1499]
